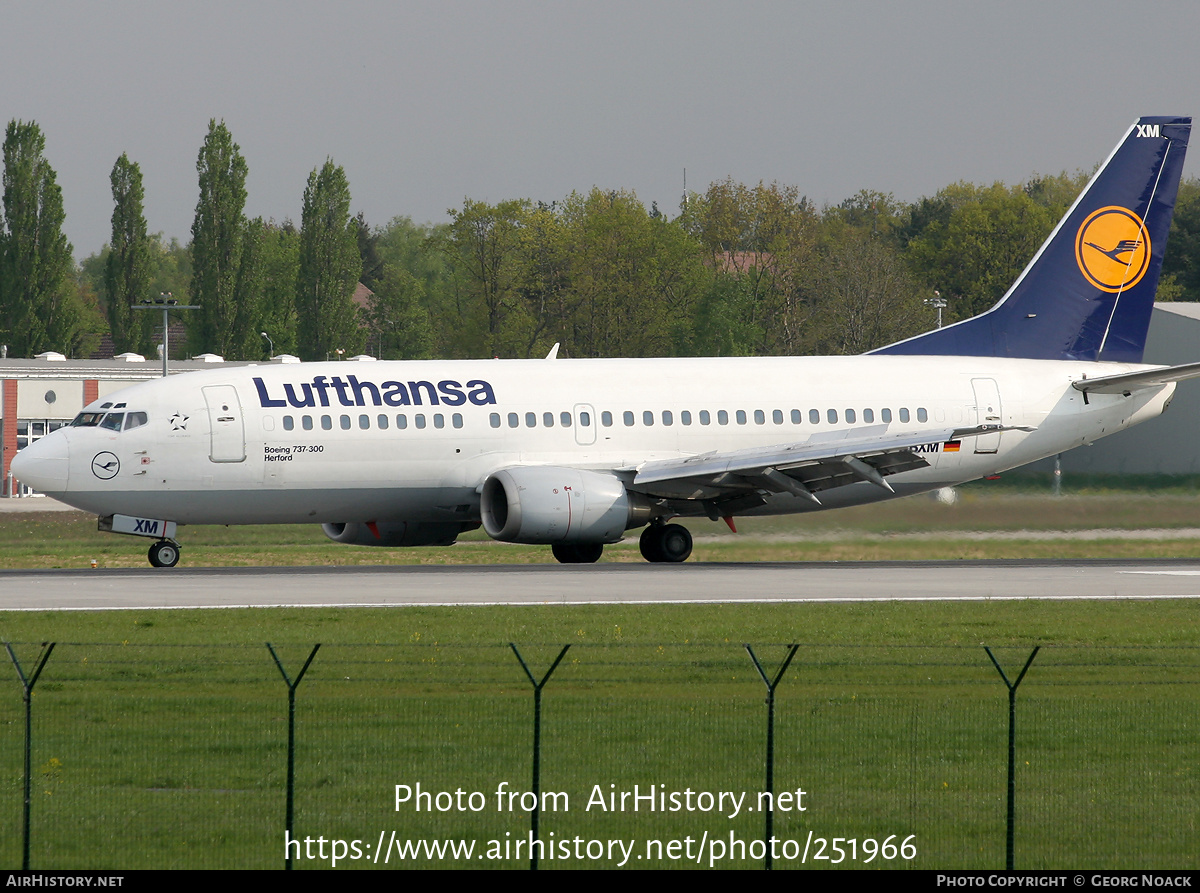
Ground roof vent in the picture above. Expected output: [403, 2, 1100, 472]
[270, 354, 301, 364]
[35, 351, 66, 362]
[191, 353, 225, 363]
[114, 352, 145, 362]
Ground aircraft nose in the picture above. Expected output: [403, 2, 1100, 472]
[9, 431, 69, 495]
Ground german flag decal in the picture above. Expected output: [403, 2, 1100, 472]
[943, 441, 961, 452]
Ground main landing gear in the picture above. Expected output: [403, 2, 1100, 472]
[148, 539, 181, 568]
[639, 522, 693, 563]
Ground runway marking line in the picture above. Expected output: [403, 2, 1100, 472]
[1, 593, 1199, 611]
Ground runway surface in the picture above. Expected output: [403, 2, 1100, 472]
[2, 560, 1200, 610]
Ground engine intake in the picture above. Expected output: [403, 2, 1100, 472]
[480, 466, 651, 544]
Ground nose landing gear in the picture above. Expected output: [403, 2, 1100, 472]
[148, 539, 181, 568]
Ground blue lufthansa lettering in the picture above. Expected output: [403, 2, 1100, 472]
[284, 382, 316, 408]
[253, 377, 286, 408]
[348, 375, 382, 406]
[467, 380, 497, 406]
[437, 380, 467, 406]
[255, 376, 498, 408]
[409, 381, 439, 406]
[382, 381, 410, 406]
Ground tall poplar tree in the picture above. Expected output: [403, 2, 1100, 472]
[104, 153, 152, 354]
[189, 119, 249, 357]
[296, 160, 363, 360]
[0, 120, 85, 356]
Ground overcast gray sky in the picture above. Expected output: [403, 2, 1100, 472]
[3, 0, 1199, 259]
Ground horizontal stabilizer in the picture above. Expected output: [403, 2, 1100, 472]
[1071, 360, 1200, 395]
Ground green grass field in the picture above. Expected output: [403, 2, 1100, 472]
[0, 485, 1198, 870]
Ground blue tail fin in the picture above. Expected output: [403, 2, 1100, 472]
[875, 116, 1191, 363]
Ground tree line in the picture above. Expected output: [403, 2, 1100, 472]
[4, 118, 1200, 362]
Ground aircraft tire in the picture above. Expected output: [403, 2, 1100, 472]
[551, 543, 604, 564]
[148, 540, 180, 568]
[657, 524, 693, 563]
[639, 525, 664, 562]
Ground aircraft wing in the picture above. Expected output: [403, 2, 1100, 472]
[629, 424, 1017, 508]
[1072, 361, 1200, 395]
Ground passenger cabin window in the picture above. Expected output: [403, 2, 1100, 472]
[579, 411, 591, 427]
[773, 410, 783, 425]
[845, 409, 856, 423]
[810, 409, 820, 424]
[863, 408, 874, 423]
[791, 409, 801, 424]
[302, 416, 314, 430]
[662, 410, 673, 426]
[340, 415, 351, 430]
[881, 408, 892, 423]
[917, 408, 928, 422]
[601, 411, 613, 427]
[378, 414, 389, 430]
[508, 413, 519, 428]
[490, 413, 501, 428]
[754, 410, 765, 425]
[899, 408, 910, 423]
[561, 412, 573, 427]
[699, 410, 711, 425]
[397, 414, 408, 429]
[718, 410, 729, 425]
[827, 409, 838, 424]
[543, 412, 555, 427]
[321, 415, 332, 430]
[415, 414, 427, 429]
[525, 412, 536, 427]
[452, 413, 463, 429]
[623, 411, 634, 427]
[643, 411, 655, 426]
[434, 414, 445, 429]
[283, 416, 295, 431]
[681, 411, 692, 425]
[736, 410, 747, 425]
[358, 415, 369, 430]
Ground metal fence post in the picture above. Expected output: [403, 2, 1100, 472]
[985, 645, 1039, 871]
[5, 642, 55, 871]
[509, 643, 570, 871]
[268, 643, 321, 871]
[745, 643, 799, 870]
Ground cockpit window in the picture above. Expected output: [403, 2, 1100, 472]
[124, 411, 148, 431]
[99, 413, 125, 431]
[71, 412, 105, 427]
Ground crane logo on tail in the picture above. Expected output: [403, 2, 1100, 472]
[1075, 206, 1151, 293]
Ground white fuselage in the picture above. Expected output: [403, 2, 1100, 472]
[14, 355, 1173, 527]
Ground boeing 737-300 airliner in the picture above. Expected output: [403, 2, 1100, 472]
[12, 116, 1200, 566]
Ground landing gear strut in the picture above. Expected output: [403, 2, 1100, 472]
[639, 522, 693, 563]
[551, 542, 604, 564]
[148, 539, 181, 568]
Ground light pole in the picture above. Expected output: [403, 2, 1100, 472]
[131, 293, 200, 377]
[261, 331, 274, 358]
[925, 290, 948, 329]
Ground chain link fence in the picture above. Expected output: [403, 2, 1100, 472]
[2, 642, 1197, 869]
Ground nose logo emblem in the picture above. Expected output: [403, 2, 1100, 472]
[91, 452, 120, 480]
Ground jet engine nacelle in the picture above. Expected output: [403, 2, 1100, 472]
[480, 466, 651, 544]
[321, 520, 478, 547]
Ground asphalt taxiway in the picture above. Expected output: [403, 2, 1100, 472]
[1, 560, 1200, 610]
